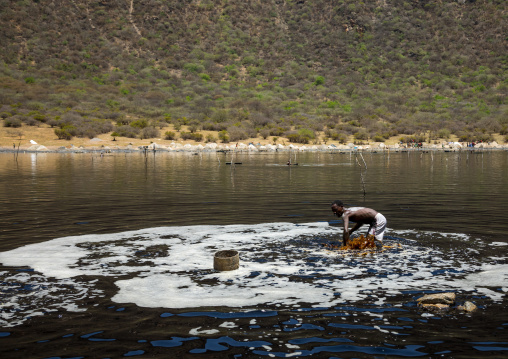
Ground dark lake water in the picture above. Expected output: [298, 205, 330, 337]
[1, 150, 507, 358]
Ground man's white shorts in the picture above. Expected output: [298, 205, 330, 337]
[368, 213, 387, 242]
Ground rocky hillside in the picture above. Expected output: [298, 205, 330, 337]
[0, 0, 506, 144]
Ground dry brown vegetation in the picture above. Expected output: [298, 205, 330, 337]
[0, 121, 407, 150]
[0, 0, 506, 146]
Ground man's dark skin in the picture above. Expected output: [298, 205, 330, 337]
[331, 203, 379, 245]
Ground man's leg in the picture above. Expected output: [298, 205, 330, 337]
[374, 213, 387, 243]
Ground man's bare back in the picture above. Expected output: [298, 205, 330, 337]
[342, 207, 378, 225]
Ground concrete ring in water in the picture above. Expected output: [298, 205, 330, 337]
[213, 250, 239, 271]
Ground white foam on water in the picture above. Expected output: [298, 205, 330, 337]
[189, 327, 219, 335]
[286, 352, 303, 357]
[220, 321, 237, 328]
[0, 271, 98, 327]
[0, 222, 507, 327]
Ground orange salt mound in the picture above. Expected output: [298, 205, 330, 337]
[323, 234, 376, 251]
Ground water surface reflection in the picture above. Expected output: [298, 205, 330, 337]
[0, 151, 507, 358]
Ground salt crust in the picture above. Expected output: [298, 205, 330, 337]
[0, 222, 506, 327]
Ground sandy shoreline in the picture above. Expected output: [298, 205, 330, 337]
[2, 141, 507, 154]
[2, 124, 507, 156]
[2, 124, 507, 154]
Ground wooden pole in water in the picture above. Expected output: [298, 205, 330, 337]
[14, 141, 21, 163]
[355, 152, 367, 197]
[142, 146, 149, 176]
[231, 143, 237, 169]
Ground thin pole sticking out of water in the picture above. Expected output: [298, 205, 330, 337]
[143, 146, 148, 163]
[358, 151, 368, 169]
[355, 152, 367, 197]
[230, 143, 237, 170]
[229, 145, 237, 187]
[14, 141, 21, 163]
[152, 146, 157, 168]
[142, 146, 149, 177]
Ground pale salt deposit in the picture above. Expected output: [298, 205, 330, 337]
[0, 222, 506, 327]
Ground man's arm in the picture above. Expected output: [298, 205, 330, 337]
[349, 222, 362, 236]
[342, 215, 349, 245]
[343, 215, 363, 245]
[343, 231, 350, 246]
[343, 222, 362, 245]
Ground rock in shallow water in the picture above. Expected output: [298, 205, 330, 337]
[457, 301, 477, 312]
[420, 303, 450, 311]
[417, 292, 456, 305]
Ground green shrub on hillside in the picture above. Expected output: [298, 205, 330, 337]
[353, 130, 369, 141]
[180, 131, 203, 142]
[3, 117, 22, 128]
[184, 63, 204, 74]
[218, 130, 229, 143]
[130, 119, 149, 129]
[437, 128, 451, 139]
[164, 131, 176, 140]
[287, 128, 316, 144]
[55, 125, 76, 140]
[371, 134, 385, 143]
[140, 126, 160, 140]
[313, 76, 325, 86]
[205, 133, 216, 143]
[114, 125, 140, 138]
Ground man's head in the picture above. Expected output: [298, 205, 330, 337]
[331, 200, 344, 216]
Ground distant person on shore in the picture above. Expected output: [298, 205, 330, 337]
[331, 200, 387, 246]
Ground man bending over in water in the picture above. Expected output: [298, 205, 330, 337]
[331, 200, 387, 246]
